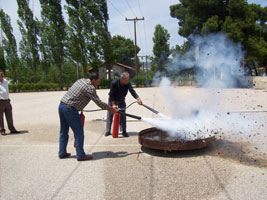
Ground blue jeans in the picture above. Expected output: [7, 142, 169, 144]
[58, 103, 86, 160]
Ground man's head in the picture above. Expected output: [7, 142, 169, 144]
[120, 72, 129, 85]
[0, 69, 4, 82]
[89, 73, 100, 87]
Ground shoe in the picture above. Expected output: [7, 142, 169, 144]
[59, 153, 71, 159]
[1, 130, 6, 136]
[105, 131, 111, 137]
[122, 131, 129, 137]
[10, 130, 21, 134]
[77, 155, 93, 161]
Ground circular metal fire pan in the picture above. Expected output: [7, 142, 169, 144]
[138, 127, 215, 152]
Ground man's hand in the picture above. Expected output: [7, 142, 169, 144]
[108, 105, 118, 114]
[112, 104, 118, 110]
[137, 97, 142, 105]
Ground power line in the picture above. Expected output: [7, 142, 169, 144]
[107, 0, 132, 38]
[136, 0, 148, 56]
[136, 22, 143, 54]
[126, 17, 144, 75]
[107, 0, 126, 18]
[125, 0, 137, 17]
[137, 0, 144, 17]
[126, 22, 133, 39]
[142, 20, 149, 56]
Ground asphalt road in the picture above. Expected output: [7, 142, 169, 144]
[0, 87, 266, 200]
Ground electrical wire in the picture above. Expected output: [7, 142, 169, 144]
[125, 0, 137, 17]
[137, 0, 149, 56]
[137, 0, 144, 17]
[107, 0, 126, 18]
[107, 0, 133, 39]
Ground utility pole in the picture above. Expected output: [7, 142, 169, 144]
[126, 17, 144, 75]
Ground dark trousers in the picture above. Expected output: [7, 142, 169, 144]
[106, 99, 126, 133]
[0, 99, 16, 132]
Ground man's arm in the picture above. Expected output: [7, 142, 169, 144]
[128, 82, 142, 105]
[109, 80, 117, 106]
[89, 86, 117, 113]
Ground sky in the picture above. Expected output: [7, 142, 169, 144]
[0, 0, 266, 57]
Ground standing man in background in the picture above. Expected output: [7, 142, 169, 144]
[105, 72, 142, 137]
[0, 69, 20, 135]
[59, 73, 118, 161]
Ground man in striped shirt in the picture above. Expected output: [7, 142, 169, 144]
[59, 73, 118, 161]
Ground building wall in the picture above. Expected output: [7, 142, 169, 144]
[98, 65, 125, 80]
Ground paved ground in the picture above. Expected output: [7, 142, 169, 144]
[0, 87, 266, 200]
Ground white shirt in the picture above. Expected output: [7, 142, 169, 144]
[0, 79, 9, 100]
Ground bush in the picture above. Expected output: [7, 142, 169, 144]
[131, 71, 154, 87]
[99, 79, 112, 89]
[8, 82, 60, 92]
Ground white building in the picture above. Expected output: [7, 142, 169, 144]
[96, 62, 136, 80]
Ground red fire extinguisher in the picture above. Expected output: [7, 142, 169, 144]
[74, 112, 85, 148]
[112, 113, 120, 138]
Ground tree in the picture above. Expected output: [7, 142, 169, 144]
[152, 24, 170, 73]
[170, 0, 267, 75]
[65, 0, 113, 78]
[40, 0, 66, 86]
[0, 9, 19, 82]
[171, 41, 190, 57]
[0, 47, 6, 71]
[97, 0, 114, 80]
[17, 0, 40, 82]
[112, 35, 139, 67]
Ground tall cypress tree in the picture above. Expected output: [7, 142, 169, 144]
[17, 0, 40, 82]
[40, 0, 66, 86]
[0, 9, 19, 82]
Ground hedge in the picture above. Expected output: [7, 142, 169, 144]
[9, 83, 60, 92]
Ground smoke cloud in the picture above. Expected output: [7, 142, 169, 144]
[143, 33, 258, 141]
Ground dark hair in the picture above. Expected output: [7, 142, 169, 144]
[89, 73, 99, 81]
[0, 69, 4, 73]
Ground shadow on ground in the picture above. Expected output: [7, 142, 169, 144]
[92, 151, 140, 160]
[140, 139, 267, 168]
[5, 130, 29, 136]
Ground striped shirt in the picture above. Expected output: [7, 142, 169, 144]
[61, 78, 108, 111]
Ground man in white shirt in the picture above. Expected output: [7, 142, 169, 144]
[0, 69, 20, 135]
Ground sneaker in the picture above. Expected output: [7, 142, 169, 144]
[105, 131, 111, 137]
[122, 131, 129, 137]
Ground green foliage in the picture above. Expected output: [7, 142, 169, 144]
[112, 35, 139, 67]
[170, 0, 267, 73]
[0, 9, 19, 82]
[171, 41, 191, 57]
[201, 15, 222, 35]
[152, 24, 171, 73]
[65, 0, 113, 78]
[99, 79, 112, 89]
[9, 82, 60, 92]
[17, 0, 40, 82]
[131, 70, 154, 87]
[0, 47, 6, 71]
[40, 0, 66, 86]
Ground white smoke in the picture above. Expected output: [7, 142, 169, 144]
[144, 33, 257, 141]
